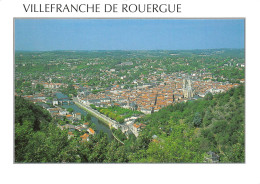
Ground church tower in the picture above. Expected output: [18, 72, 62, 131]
[183, 78, 194, 99]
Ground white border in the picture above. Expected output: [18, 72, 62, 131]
[1, 0, 260, 184]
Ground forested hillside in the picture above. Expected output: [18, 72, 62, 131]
[15, 84, 244, 163]
[130, 84, 245, 162]
[15, 96, 127, 163]
[15, 96, 79, 162]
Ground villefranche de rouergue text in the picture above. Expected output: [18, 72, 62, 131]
[23, 3, 182, 13]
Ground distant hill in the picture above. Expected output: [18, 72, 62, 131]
[15, 48, 244, 62]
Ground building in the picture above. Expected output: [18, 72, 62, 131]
[130, 101, 138, 111]
[83, 122, 89, 128]
[131, 123, 142, 137]
[68, 132, 74, 139]
[66, 114, 73, 121]
[80, 133, 90, 142]
[59, 109, 69, 116]
[87, 128, 95, 135]
[183, 78, 194, 99]
[53, 98, 58, 106]
[73, 112, 81, 120]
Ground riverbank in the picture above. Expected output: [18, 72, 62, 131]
[75, 101, 126, 144]
[55, 93, 113, 139]
[74, 102, 111, 127]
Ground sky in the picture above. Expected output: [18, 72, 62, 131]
[15, 19, 245, 51]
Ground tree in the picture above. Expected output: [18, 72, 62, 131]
[136, 122, 203, 163]
[90, 104, 96, 110]
[35, 83, 44, 92]
[203, 110, 213, 127]
[204, 92, 213, 100]
[85, 113, 92, 121]
[67, 107, 74, 114]
[15, 120, 33, 162]
[193, 112, 202, 127]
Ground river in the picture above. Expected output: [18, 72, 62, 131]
[55, 92, 113, 140]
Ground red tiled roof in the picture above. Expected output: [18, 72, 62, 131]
[80, 133, 89, 140]
[88, 128, 95, 134]
[68, 132, 74, 135]
[133, 124, 141, 128]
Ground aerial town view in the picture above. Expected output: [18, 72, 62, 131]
[14, 19, 245, 163]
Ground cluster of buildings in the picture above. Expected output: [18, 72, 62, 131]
[15, 51, 245, 142]
[41, 82, 66, 89]
[76, 73, 240, 115]
[59, 123, 95, 142]
[20, 70, 241, 139]
[120, 116, 145, 137]
[20, 92, 96, 141]
[49, 108, 97, 142]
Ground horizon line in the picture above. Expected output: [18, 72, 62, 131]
[15, 48, 245, 52]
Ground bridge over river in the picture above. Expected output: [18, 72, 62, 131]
[55, 93, 73, 105]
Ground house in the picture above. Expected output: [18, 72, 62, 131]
[73, 112, 81, 120]
[152, 138, 160, 143]
[207, 88, 224, 94]
[83, 122, 89, 128]
[80, 133, 90, 142]
[131, 123, 146, 137]
[140, 108, 151, 114]
[87, 128, 95, 135]
[68, 132, 74, 139]
[130, 101, 138, 111]
[47, 108, 60, 113]
[64, 124, 75, 130]
[59, 124, 75, 131]
[66, 114, 73, 121]
[75, 125, 84, 132]
[59, 109, 69, 116]
[53, 98, 58, 106]
[100, 97, 111, 103]
[47, 108, 61, 117]
[88, 99, 101, 106]
[131, 123, 141, 137]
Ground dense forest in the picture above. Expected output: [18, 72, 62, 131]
[15, 84, 244, 163]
